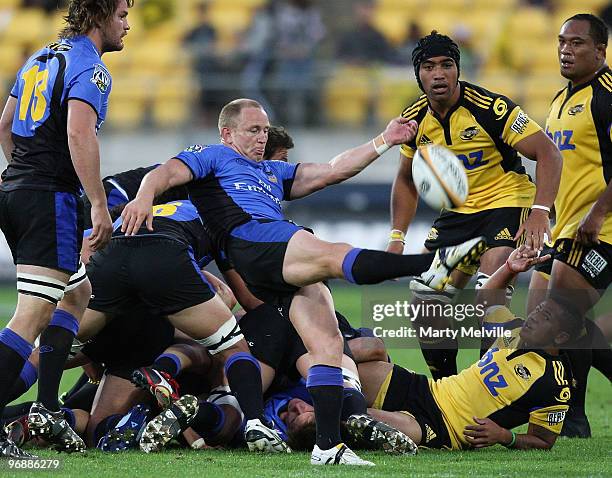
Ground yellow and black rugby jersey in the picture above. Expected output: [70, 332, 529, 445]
[428, 306, 571, 449]
[400, 82, 540, 214]
[545, 67, 612, 243]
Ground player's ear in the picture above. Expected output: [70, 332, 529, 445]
[220, 126, 233, 144]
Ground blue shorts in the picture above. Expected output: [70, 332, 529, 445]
[227, 219, 303, 304]
[0, 189, 83, 274]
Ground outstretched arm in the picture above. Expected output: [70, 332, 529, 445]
[480, 246, 551, 307]
[120, 158, 193, 235]
[288, 118, 418, 199]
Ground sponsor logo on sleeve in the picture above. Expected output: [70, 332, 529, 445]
[510, 110, 530, 134]
[547, 410, 566, 426]
[90, 64, 111, 93]
[185, 144, 204, 153]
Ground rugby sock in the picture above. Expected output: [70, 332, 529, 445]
[37, 310, 79, 411]
[7, 360, 38, 403]
[592, 346, 612, 382]
[190, 402, 225, 438]
[0, 328, 33, 413]
[340, 388, 367, 421]
[419, 339, 458, 380]
[61, 382, 99, 412]
[60, 372, 90, 406]
[306, 364, 344, 449]
[153, 353, 182, 377]
[224, 352, 264, 420]
[342, 248, 436, 284]
[589, 321, 612, 381]
[2, 402, 34, 425]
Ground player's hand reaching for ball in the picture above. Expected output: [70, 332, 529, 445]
[382, 118, 419, 146]
[121, 196, 154, 236]
[506, 245, 551, 273]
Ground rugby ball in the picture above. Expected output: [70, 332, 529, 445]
[412, 145, 468, 210]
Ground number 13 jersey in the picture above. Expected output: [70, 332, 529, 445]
[2, 35, 112, 194]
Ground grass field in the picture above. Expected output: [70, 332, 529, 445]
[0, 283, 610, 477]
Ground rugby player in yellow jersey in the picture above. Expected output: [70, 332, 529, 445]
[527, 13, 612, 439]
[529, 13, 611, 316]
[284, 248, 577, 450]
[387, 31, 562, 379]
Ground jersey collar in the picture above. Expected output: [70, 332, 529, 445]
[566, 65, 610, 97]
[71, 35, 101, 58]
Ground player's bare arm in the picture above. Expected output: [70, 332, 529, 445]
[221, 268, 264, 312]
[288, 118, 418, 199]
[120, 158, 193, 235]
[0, 97, 17, 166]
[512, 130, 562, 251]
[576, 180, 612, 245]
[464, 418, 557, 450]
[387, 154, 419, 254]
[484, 246, 551, 293]
[67, 99, 112, 251]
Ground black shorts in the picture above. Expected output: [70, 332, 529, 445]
[380, 365, 451, 449]
[424, 207, 530, 276]
[534, 242, 557, 277]
[87, 236, 215, 316]
[81, 306, 175, 379]
[227, 219, 303, 305]
[538, 238, 612, 291]
[0, 189, 83, 274]
[239, 303, 353, 381]
[336, 311, 376, 340]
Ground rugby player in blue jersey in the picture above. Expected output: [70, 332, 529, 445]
[0, 0, 132, 457]
[121, 98, 486, 465]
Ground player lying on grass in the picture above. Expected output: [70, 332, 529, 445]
[278, 247, 580, 451]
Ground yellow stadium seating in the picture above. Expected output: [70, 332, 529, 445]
[479, 71, 520, 99]
[152, 75, 194, 128]
[0, 0, 19, 8]
[376, 69, 421, 121]
[324, 65, 374, 126]
[0, 8, 49, 46]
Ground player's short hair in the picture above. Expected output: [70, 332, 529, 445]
[264, 126, 294, 160]
[286, 421, 316, 451]
[564, 13, 609, 47]
[59, 0, 134, 39]
[218, 99, 264, 131]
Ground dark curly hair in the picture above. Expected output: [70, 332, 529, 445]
[59, 0, 134, 39]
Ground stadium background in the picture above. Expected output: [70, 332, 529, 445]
[0, 1, 609, 474]
[0, 0, 611, 278]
